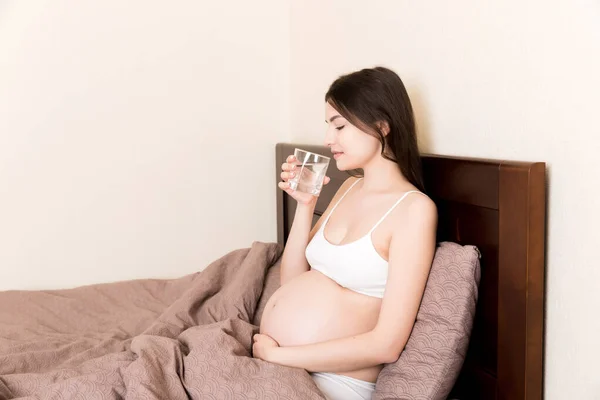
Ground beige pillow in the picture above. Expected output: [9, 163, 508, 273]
[374, 241, 481, 400]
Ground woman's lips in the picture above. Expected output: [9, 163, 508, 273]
[333, 152, 344, 160]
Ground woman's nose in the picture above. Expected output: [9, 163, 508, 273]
[324, 127, 336, 147]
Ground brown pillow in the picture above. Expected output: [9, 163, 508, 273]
[374, 241, 481, 400]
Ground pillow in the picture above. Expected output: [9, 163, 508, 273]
[374, 241, 481, 400]
[253, 258, 281, 326]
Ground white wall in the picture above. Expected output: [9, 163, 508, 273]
[0, 0, 289, 290]
[291, 1, 600, 399]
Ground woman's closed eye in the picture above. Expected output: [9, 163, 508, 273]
[335, 125, 345, 131]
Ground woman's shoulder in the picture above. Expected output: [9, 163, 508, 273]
[408, 191, 437, 215]
[394, 189, 437, 226]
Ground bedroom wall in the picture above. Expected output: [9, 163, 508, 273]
[290, 1, 600, 399]
[0, 1, 290, 290]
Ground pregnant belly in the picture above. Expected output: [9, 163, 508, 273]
[259, 270, 383, 381]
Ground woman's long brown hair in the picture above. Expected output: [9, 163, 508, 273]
[325, 66, 425, 192]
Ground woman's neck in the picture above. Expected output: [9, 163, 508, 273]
[360, 156, 410, 193]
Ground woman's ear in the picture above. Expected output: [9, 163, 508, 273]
[376, 121, 390, 136]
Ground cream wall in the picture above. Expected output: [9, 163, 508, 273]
[0, 0, 289, 290]
[291, 1, 600, 399]
[2, 1, 598, 397]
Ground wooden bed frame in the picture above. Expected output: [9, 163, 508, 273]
[275, 143, 546, 400]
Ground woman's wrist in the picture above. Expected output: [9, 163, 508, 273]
[265, 346, 280, 364]
[295, 197, 318, 212]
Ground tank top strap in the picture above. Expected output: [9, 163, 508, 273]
[324, 178, 363, 224]
[367, 190, 425, 234]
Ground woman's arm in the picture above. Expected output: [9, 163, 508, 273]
[279, 201, 316, 285]
[280, 177, 359, 286]
[260, 329, 387, 372]
[259, 195, 438, 372]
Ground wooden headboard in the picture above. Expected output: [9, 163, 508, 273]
[275, 143, 546, 400]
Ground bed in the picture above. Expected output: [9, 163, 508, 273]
[276, 143, 547, 400]
[0, 143, 546, 400]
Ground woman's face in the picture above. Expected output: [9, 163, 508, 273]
[324, 101, 381, 171]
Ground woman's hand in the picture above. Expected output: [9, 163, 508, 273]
[252, 333, 280, 362]
[279, 155, 331, 206]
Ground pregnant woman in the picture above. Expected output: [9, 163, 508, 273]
[253, 67, 438, 400]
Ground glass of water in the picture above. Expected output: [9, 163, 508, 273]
[289, 148, 330, 196]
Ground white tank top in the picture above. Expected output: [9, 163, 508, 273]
[305, 178, 425, 298]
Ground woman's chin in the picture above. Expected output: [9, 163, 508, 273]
[334, 156, 348, 170]
[334, 161, 347, 171]
[334, 159, 356, 171]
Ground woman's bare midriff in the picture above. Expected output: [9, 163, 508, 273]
[259, 269, 384, 383]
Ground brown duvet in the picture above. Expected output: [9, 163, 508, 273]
[0, 242, 325, 400]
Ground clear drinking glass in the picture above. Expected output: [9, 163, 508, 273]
[288, 148, 331, 196]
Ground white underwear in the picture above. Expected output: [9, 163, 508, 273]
[310, 372, 376, 400]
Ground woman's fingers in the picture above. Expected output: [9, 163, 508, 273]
[323, 176, 331, 185]
[280, 171, 295, 181]
[278, 181, 290, 190]
[281, 163, 297, 172]
[282, 155, 297, 171]
[278, 181, 297, 198]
